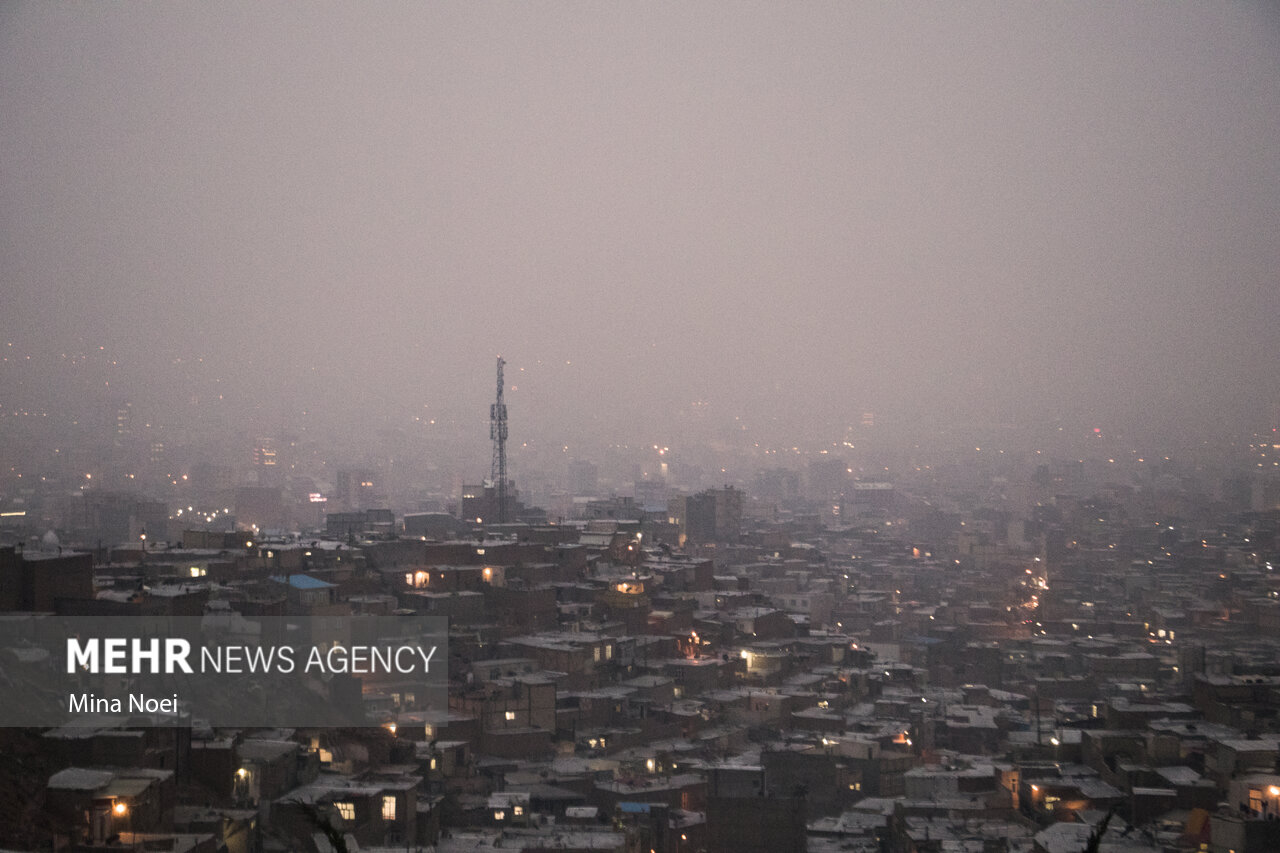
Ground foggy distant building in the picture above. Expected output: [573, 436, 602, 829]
[848, 481, 895, 514]
[753, 468, 801, 504]
[685, 493, 718, 543]
[567, 459, 598, 496]
[112, 400, 133, 446]
[253, 436, 292, 488]
[71, 491, 131, 545]
[574, 495, 641, 521]
[674, 486, 743, 545]
[253, 435, 278, 469]
[334, 468, 383, 511]
[634, 478, 668, 511]
[807, 456, 848, 501]
[69, 491, 169, 547]
[189, 461, 235, 502]
[325, 508, 394, 539]
[234, 485, 285, 531]
[131, 498, 170, 545]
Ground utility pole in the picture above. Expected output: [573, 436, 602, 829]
[490, 356, 508, 524]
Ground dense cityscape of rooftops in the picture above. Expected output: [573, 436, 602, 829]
[4, 3, 1280, 850]
[0, 347, 1279, 851]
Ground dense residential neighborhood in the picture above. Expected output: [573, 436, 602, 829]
[3, 442, 1279, 852]
[4, 3, 1280, 851]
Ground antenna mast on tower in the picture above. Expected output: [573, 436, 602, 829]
[489, 356, 508, 523]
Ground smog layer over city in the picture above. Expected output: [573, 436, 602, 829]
[1, 3, 1279, 852]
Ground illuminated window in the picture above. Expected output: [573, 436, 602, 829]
[382, 796, 396, 820]
[494, 810, 505, 821]
[605, 645, 613, 660]
[335, 802, 355, 821]
[594, 647, 601, 662]
[505, 711, 516, 721]
[513, 805, 524, 816]
[430, 758, 438, 770]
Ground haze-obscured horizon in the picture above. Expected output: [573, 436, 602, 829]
[4, 2, 1279, 473]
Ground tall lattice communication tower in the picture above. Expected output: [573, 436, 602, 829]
[489, 356, 509, 523]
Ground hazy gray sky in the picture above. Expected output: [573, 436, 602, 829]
[3, 2, 1279, 452]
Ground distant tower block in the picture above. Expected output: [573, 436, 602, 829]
[490, 357, 509, 523]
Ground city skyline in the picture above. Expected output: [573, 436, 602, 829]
[3, 7, 1280, 849]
